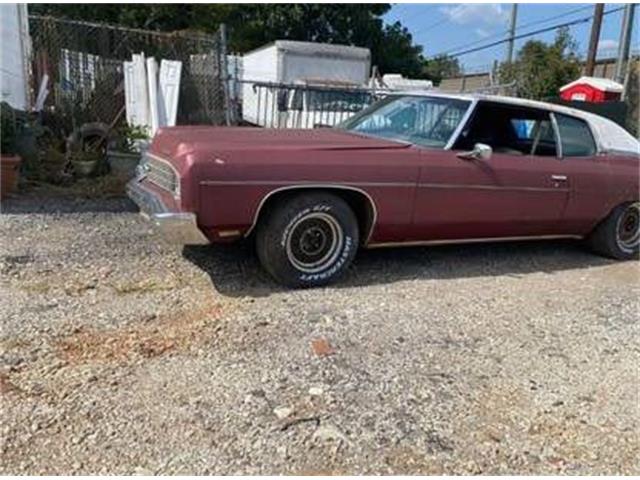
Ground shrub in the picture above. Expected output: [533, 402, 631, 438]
[1, 102, 18, 155]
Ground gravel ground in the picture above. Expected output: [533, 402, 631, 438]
[1, 194, 639, 475]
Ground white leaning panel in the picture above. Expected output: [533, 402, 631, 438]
[159, 60, 182, 127]
[146, 57, 160, 135]
[131, 53, 150, 129]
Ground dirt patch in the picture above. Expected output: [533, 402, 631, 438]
[382, 446, 447, 475]
[110, 275, 186, 295]
[56, 303, 225, 365]
[0, 372, 22, 396]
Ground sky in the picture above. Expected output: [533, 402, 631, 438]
[383, 3, 638, 72]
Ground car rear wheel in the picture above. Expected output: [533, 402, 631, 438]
[587, 202, 640, 260]
[256, 193, 359, 287]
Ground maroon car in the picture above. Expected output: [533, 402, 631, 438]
[127, 93, 639, 287]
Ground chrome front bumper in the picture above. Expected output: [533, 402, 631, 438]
[145, 211, 210, 245]
[127, 179, 209, 245]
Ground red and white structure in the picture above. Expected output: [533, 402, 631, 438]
[559, 76, 624, 103]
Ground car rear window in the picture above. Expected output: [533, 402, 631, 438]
[555, 114, 597, 157]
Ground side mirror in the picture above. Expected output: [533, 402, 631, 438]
[457, 143, 492, 161]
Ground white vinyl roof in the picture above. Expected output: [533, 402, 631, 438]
[392, 91, 639, 156]
[560, 76, 624, 93]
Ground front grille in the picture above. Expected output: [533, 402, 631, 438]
[146, 155, 179, 195]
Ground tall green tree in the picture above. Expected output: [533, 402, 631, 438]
[28, 4, 427, 78]
[499, 27, 581, 100]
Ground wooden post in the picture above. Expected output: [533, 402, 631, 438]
[219, 23, 232, 126]
[585, 4, 604, 76]
[615, 4, 636, 83]
[505, 4, 518, 64]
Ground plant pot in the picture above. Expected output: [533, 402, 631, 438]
[107, 150, 140, 180]
[1, 154, 21, 198]
[71, 159, 98, 178]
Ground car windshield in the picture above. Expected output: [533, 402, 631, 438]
[338, 95, 471, 148]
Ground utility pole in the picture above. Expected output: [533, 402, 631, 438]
[614, 3, 636, 83]
[505, 4, 518, 63]
[585, 3, 605, 76]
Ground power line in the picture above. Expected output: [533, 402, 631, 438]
[447, 5, 625, 59]
[517, 5, 593, 32]
[431, 6, 625, 60]
[430, 5, 596, 59]
[412, 17, 451, 35]
[390, 4, 450, 36]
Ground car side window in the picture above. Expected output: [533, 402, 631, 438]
[511, 119, 536, 140]
[454, 101, 558, 157]
[555, 114, 597, 157]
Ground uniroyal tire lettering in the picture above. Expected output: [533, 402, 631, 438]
[281, 207, 311, 247]
[281, 204, 332, 248]
[299, 236, 353, 282]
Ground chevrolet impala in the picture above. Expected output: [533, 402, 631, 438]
[127, 93, 639, 287]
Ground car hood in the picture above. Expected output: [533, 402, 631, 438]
[151, 126, 410, 161]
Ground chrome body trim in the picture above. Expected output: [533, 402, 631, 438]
[200, 179, 564, 193]
[200, 180, 413, 188]
[417, 183, 566, 193]
[240, 183, 379, 244]
[142, 152, 181, 198]
[145, 152, 178, 172]
[601, 148, 640, 157]
[550, 112, 563, 159]
[366, 234, 583, 249]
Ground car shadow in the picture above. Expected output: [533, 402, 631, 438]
[183, 239, 617, 298]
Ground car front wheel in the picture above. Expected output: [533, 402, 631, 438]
[587, 202, 640, 260]
[256, 192, 359, 287]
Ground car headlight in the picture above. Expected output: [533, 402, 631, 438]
[136, 156, 150, 179]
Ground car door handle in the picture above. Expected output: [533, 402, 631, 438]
[551, 175, 568, 181]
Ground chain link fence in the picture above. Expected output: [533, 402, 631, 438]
[28, 15, 229, 134]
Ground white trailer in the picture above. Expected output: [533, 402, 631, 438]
[0, 4, 30, 110]
[241, 40, 371, 128]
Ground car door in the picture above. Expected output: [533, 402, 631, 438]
[411, 101, 572, 241]
[551, 112, 612, 234]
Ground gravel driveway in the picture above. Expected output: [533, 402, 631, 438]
[1, 194, 639, 474]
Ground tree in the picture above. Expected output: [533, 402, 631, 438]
[624, 59, 639, 136]
[28, 4, 427, 78]
[368, 22, 426, 78]
[422, 55, 461, 85]
[499, 27, 581, 100]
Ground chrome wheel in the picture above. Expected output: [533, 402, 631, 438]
[285, 212, 344, 273]
[616, 203, 640, 252]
